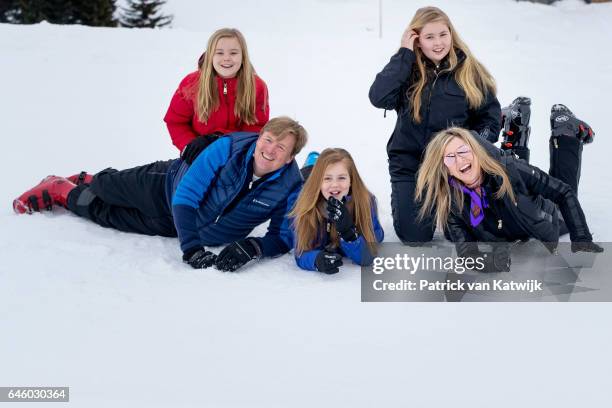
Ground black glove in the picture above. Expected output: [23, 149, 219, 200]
[326, 196, 358, 242]
[183, 246, 217, 269]
[477, 244, 511, 273]
[215, 238, 262, 272]
[315, 250, 343, 274]
[571, 241, 604, 253]
[181, 134, 220, 165]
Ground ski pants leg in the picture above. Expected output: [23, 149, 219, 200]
[549, 134, 583, 195]
[390, 180, 435, 245]
[66, 160, 177, 237]
[549, 135, 583, 237]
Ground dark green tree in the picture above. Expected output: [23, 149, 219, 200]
[120, 0, 172, 28]
[1, 0, 116, 26]
[72, 0, 116, 26]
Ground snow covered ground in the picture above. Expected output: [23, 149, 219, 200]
[1, 0, 611, 406]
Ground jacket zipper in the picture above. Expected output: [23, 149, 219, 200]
[423, 68, 440, 136]
[224, 80, 230, 129]
[553, 137, 558, 149]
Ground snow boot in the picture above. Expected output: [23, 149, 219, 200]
[300, 151, 319, 180]
[550, 103, 595, 143]
[13, 176, 77, 214]
[501, 96, 531, 162]
[67, 171, 94, 186]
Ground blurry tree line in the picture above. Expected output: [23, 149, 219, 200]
[0, 0, 173, 27]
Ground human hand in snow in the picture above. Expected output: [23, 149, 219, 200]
[326, 196, 358, 242]
[315, 250, 343, 274]
[183, 247, 217, 269]
[401, 28, 418, 51]
[215, 238, 262, 272]
[477, 244, 511, 273]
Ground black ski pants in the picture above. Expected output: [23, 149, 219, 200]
[67, 160, 177, 237]
[390, 179, 435, 244]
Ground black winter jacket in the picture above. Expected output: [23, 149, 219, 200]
[369, 47, 501, 181]
[447, 140, 593, 257]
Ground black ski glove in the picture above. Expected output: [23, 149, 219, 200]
[474, 244, 511, 273]
[215, 238, 262, 272]
[181, 134, 221, 165]
[327, 196, 358, 242]
[315, 250, 343, 274]
[571, 241, 604, 253]
[183, 246, 217, 269]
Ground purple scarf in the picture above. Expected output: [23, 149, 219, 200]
[450, 178, 488, 227]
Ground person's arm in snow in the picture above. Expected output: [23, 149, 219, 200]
[213, 182, 300, 272]
[514, 159, 593, 242]
[172, 137, 231, 256]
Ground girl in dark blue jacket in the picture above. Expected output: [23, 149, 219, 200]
[369, 6, 501, 244]
[287, 148, 384, 274]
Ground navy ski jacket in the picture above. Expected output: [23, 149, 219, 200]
[166, 132, 303, 257]
[447, 137, 593, 257]
[281, 193, 385, 271]
[369, 47, 501, 181]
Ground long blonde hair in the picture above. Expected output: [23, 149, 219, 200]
[415, 127, 516, 229]
[407, 7, 497, 123]
[190, 28, 262, 124]
[289, 149, 378, 254]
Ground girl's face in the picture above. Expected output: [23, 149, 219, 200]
[212, 37, 243, 79]
[443, 137, 481, 187]
[320, 161, 351, 201]
[417, 21, 451, 65]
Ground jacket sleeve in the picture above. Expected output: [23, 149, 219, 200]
[339, 201, 385, 266]
[252, 181, 301, 258]
[257, 204, 291, 258]
[468, 89, 502, 143]
[368, 47, 415, 110]
[164, 72, 200, 152]
[295, 249, 320, 272]
[171, 137, 231, 253]
[280, 187, 323, 271]
[514, 160, 593, 241]
[447, 209, 480, 257]
[241, 76, 270, 133]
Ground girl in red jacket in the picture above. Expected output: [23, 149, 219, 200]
[164, 28, 269, 163]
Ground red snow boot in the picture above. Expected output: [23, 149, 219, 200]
[66, 171, 93, 185]
[13, 176, 77, 214]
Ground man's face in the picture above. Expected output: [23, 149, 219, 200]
[253, 131, 296, 177]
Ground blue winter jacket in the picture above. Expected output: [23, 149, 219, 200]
[166, 132, 303, 257]
[281, 193, 385, 271]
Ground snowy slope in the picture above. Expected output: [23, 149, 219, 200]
[1, 0, 612, 406]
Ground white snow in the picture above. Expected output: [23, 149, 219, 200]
[1, 0, 612, 406]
